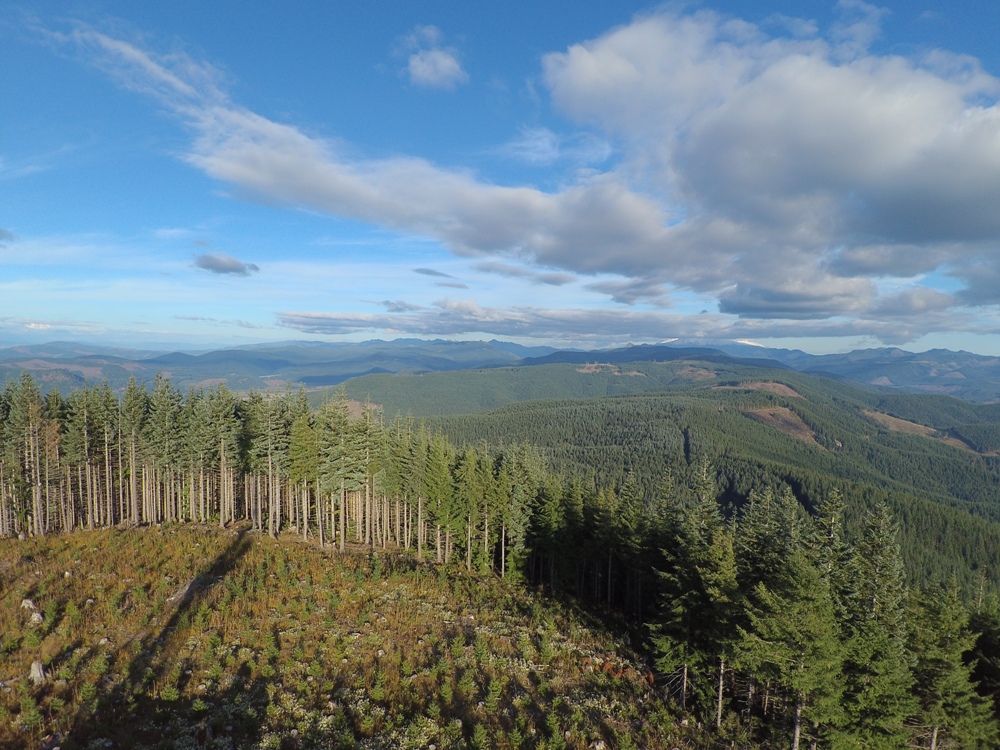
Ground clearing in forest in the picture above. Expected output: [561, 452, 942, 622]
[574, 363, 646, 376]
[747, 406, 820, 446]
[864, 410, 975, 453]
[715, 381, 804, 399]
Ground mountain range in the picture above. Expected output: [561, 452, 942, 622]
[3, 337, 1000, 403]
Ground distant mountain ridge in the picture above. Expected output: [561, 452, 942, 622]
[4, 338, 1000, 402]
[0, 339, 559, 394]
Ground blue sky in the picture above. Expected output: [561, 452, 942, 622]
[4, 1, 1000, 354]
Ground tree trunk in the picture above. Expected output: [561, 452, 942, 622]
[792, 691, 803, 750]
[716, 654, 725, 729]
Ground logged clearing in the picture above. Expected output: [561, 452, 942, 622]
[865, 410, 975, 453]
[747, 407, 820, 446]
[574, 363, 645, 377]
[0, 526, 677, 750]
[715, 382, 804, 399]
[865, 411, 937, 436]
[676, 366, 716, 380]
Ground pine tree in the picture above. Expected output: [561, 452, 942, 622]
[317, 390, 356, 551]
[841, 503, 916, 749]
[909, 582, 997, 749]
[2, 373, 44, 535]
[209, 384, 239, 528]
[289, 412, 318, 540]
[119, 377, 148, 526]
[735, 549, 845, 750]
[654, 460, 739, 719]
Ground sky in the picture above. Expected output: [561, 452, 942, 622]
[4, 1, 1000, 354]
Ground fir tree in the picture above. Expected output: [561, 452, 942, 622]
[909, 582, 997, 749]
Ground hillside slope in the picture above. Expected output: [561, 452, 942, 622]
[426, 369, 1000, 591]
[0, 526, 676, 750]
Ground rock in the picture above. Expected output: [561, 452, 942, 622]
[20, 599, 37, 611]
[29, 661, 46, 686]
[64, 571, 71, 579]
[29, 611, 44, 627]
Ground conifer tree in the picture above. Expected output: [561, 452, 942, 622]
[423, 432, 453, 563]
[654, 459, 739, 718]
[209, 384, 239, 528]
[289, 412, 318, 540]
[909, 582, 997, 749]
[841, 503, 916, 749]
[119, 377, 148, 526]
[735, 549, 845, 750]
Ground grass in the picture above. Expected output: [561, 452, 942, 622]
[0, 525, 681, 749]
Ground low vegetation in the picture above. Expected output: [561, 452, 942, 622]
[0, 525, 673, 749]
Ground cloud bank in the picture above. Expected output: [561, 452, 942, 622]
[53, 4, 1000, 344]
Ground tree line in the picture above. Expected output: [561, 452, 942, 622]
[2, 371, 999, 748]
[0, 372, 549, 576]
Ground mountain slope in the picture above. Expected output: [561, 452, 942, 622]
[423, 369, 1000, 591]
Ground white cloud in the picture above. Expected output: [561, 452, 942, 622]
[52, 10, 1000, 344]
[408, 48, 467, 89]
[541, 8, 1000, 317]
[402, 25, 468, 89]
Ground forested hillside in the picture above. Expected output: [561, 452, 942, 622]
[428, 372, 1000, 592]
[3, 370, 1000, 748]
[334, 360, 745, 416]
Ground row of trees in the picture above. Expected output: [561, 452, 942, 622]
[2, 372, 997, 747]
[0, 373, 550, 577]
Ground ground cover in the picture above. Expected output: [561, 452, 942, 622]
[0, 525, 678, 750]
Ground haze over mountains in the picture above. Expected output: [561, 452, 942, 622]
[3, 338, 1000, 403]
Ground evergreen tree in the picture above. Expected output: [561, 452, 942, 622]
[909, 582, 997, 749]
[654, 460, 739, 719]
[119, 377, 148, 526]
[841, 503, 916, 749]
[735, 549, 845, 750]
[317, 391, 352, 551]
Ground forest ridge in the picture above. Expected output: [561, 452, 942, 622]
[9, 339, 1000, 402]
[2, 370, 1000, 747]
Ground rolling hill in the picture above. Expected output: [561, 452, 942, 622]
[7, 338, 1000, 403]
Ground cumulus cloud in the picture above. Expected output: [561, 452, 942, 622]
[193, 252, 259, 276]
[403, 25, 468, 89]
[55, 10, 1000, 344]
